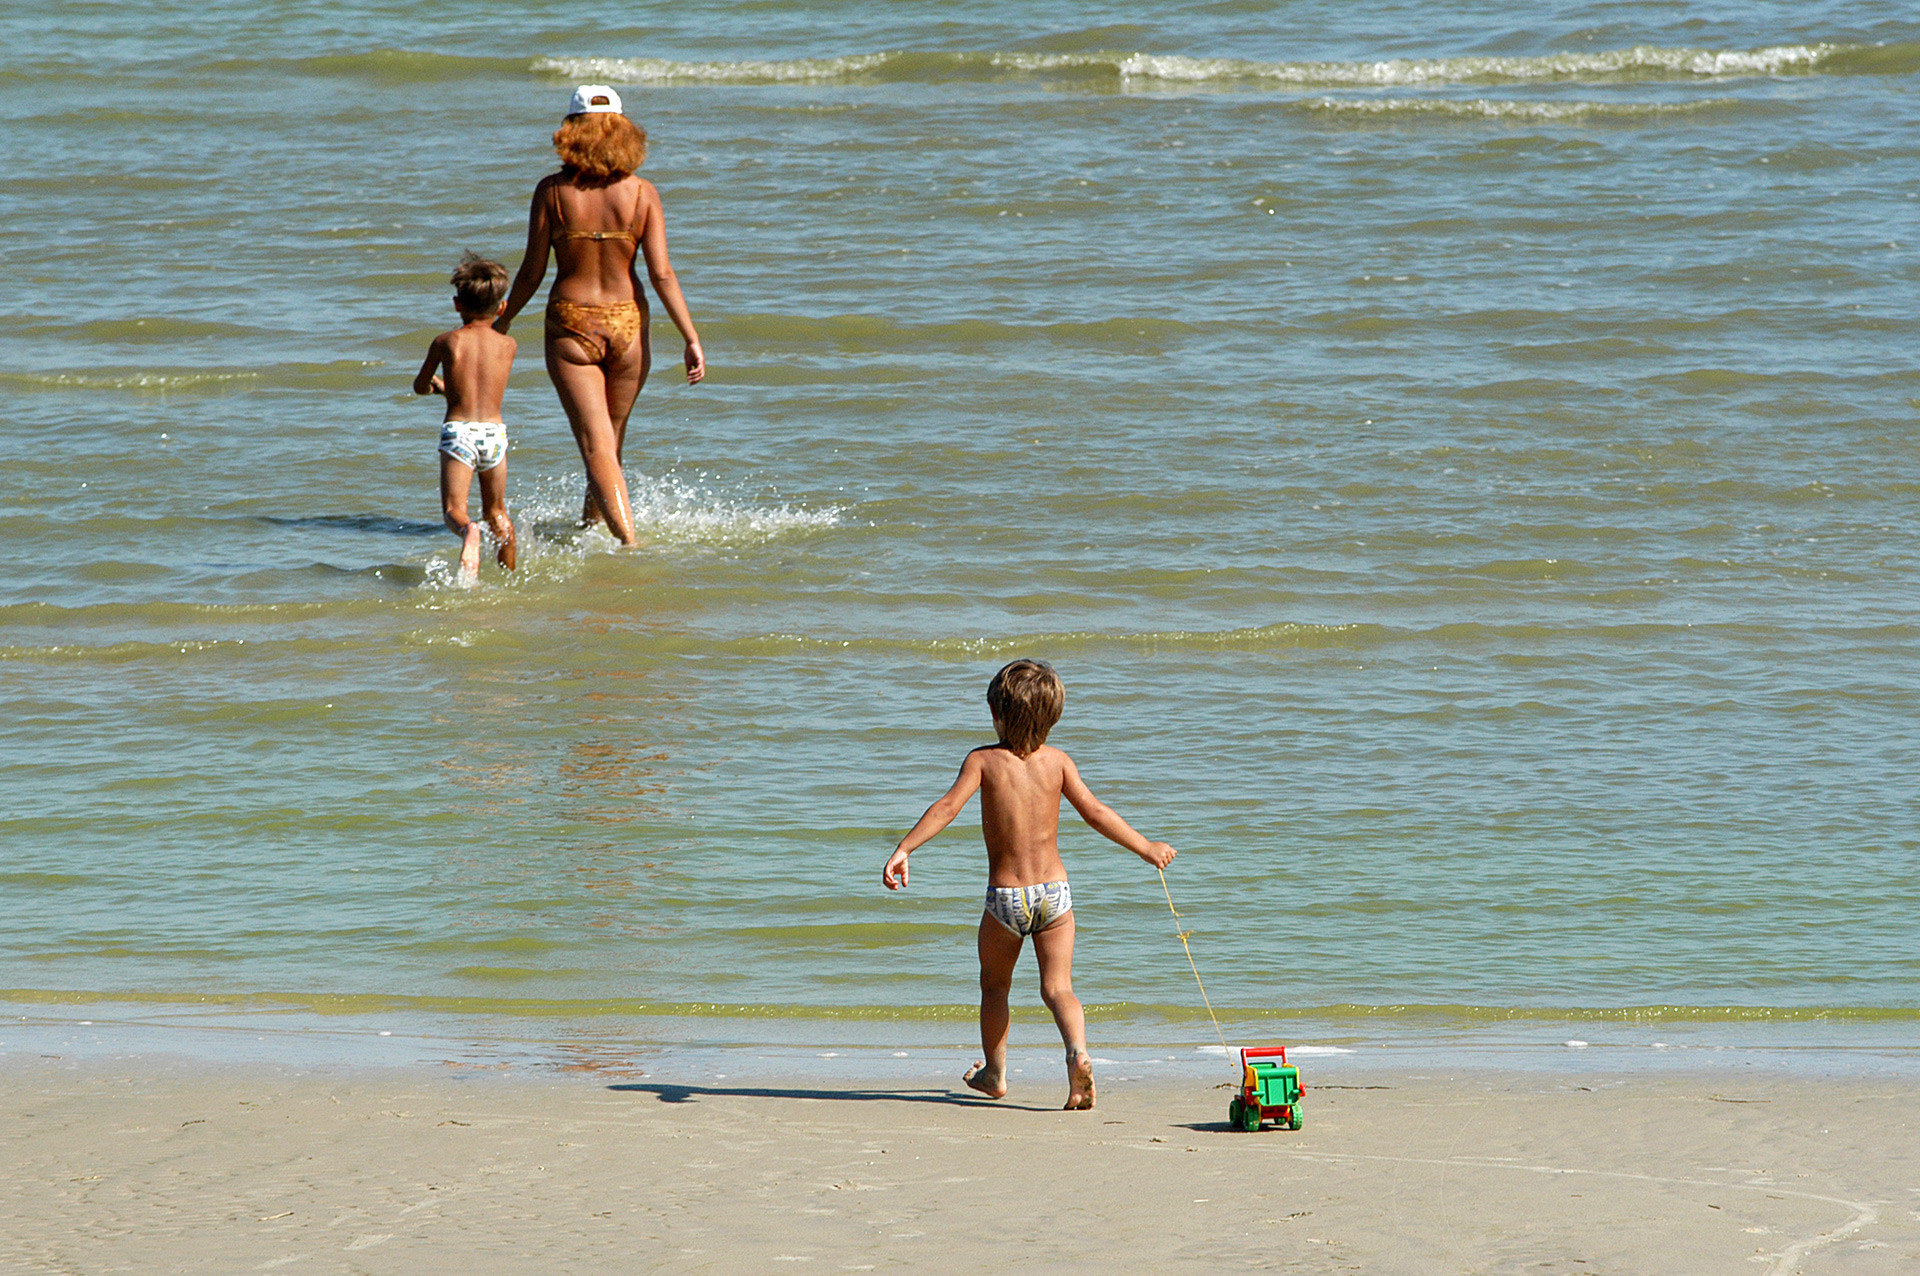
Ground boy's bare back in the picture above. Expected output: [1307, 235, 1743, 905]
[428, 323, 516, 424]
[972, 744, 1082, 887]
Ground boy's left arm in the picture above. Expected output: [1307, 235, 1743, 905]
[1060, 756, 1177, 869]
[412, 338, 446, 397]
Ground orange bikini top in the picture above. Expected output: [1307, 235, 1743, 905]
[548, 181, 641, 245]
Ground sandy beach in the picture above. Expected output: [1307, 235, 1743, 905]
[5, 1057, 1914, 1274]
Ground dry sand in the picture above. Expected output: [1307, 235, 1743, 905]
[4, 1057, 1915, 1273]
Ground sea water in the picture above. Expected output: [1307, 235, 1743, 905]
[1, 0, 1916, 1073]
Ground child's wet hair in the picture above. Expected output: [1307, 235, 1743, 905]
[987, 659, 1064, 757]
[451, 252, 509, 315]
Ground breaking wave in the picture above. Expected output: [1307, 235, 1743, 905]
[533, 41, 1914, 89]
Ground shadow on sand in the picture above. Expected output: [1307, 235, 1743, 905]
[607, 1081, 1055, 1112]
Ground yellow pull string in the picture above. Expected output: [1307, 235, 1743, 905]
[1158, 867, 1231, 1058]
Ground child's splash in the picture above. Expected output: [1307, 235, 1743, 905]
[420, 557, 480, 591]
[419, 467, 844, 590]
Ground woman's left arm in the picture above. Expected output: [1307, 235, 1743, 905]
[636, 180, 705, 384]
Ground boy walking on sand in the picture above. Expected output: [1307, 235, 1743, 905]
[414, 253, 517, 577]
[882, 659, 1177, 1110]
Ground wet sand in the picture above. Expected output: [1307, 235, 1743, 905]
[4, 1059, 1914, 1273]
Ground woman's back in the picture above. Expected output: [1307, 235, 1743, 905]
[547, 175, 647, 304]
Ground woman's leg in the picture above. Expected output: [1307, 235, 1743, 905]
[605, 313, 652, 459]
[584, 316, 652, 527]
[546, 334, 638, 545]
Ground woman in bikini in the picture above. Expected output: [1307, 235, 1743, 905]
[495, 84, 705, 546]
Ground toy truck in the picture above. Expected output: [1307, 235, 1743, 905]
[1227, 1045, 1302, 1131]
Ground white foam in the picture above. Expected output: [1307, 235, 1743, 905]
[1115, 44, 1834, 86]
[533, 42, 1841, 90]
[626, 472, 843, 545]
[533, 53, 896, 84]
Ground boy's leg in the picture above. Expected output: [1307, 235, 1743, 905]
[1032, 914, 1094, 1110]
[477, 461, 515, 571]
[966, 914, 1022, 1099]
[439, 455, 482, 575]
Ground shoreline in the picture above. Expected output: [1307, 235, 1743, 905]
[6, 1054, 1914, 1273]
[8, 999, 1919, 1085]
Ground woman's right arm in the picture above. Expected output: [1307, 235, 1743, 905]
[636, 180, 706, 384]
[882, 751, 985, 889]
[495, 179, 553, 333]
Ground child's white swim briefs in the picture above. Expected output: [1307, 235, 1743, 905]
[984, 880, 1073, 937]
[439, 419, 508, 472]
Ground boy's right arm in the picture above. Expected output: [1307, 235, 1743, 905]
[1060, 755, 1177, 870]
[412, 338, 445, 396]
[881, 751, 985, 890]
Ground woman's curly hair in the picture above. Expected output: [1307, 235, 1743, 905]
[552, 112, 648, 183]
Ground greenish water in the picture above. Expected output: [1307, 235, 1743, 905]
[2, 0, 1916, 1065]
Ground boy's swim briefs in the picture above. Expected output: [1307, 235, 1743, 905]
[439, 420, 508, 472]
[984, 881, 1073, 937]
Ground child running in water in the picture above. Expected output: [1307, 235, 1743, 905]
[882, 659, 1177, 1110]
[414, 253, 517, 576]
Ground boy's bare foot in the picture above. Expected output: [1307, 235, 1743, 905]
[457, 525, 482, 576]
[1064, 1051, 1095, 1110]
[962, 1061, 1007, 1099]
[496, 528, 517, 571]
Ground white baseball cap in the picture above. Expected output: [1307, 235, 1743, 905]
[568, 84, 623, 116]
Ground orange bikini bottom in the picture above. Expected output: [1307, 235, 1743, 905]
[545, 298, 644, 365]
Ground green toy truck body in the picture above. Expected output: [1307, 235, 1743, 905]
[1227, 1045, 1302, 1131]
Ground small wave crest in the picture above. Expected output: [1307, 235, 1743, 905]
[533, 41, 1902, 89]
[732, 622, 1391, 658]
[1292, 96, 1747, 122]
[718, 619, 1920, 660]
[0, 361, 380, 395]
[1115, 44, 1848, 85]
[216, 48, 529, 83]
[0, 369, 262, 394]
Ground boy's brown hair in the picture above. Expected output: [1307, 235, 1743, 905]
[987, 659, 1064, 757]
[450, 252, 508, 316]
